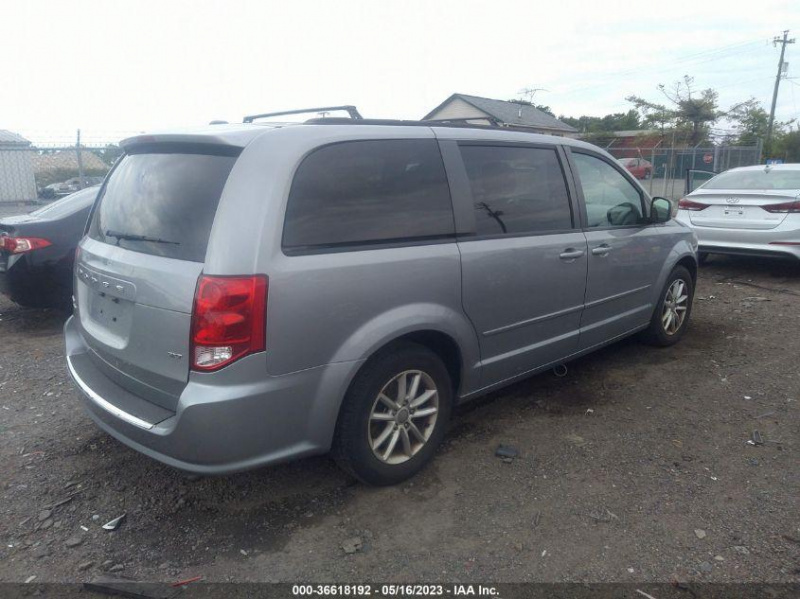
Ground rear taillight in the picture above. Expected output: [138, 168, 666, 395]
[677, 198, 709, 211]
[762, 200, 800, 213]
[190, 275, 268, 371]
[0, 236, 52, 254]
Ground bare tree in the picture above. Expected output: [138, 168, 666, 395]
[627, 76, 722, 144]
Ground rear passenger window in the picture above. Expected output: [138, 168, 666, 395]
[283, 140, 454, 250]
[459, 145, 573, 236]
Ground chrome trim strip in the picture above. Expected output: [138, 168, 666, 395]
[67, 355, 155, 430]
[483, 304, 584, 337]
[584, 284, 651, 309]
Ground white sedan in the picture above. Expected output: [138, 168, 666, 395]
[675, 164, 800, 263]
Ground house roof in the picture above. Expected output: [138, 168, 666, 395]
[423, 93, 578, 133]
[0, 130, 32, 145]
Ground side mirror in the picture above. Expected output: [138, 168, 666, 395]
[650, 197, 672, 223]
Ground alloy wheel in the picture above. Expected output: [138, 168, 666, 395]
[368, 370, 439, 465]
[662, 279, 689, 335]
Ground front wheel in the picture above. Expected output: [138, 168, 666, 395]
[640, 266, 694, 347]
[332, 342, 453, 486]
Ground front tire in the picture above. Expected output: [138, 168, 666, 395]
[640, 265, 694, 347]
[697, 252, 710, 266]
[332, 342, 453, 486]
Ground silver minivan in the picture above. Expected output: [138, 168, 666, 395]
[65, 118, 698, 485]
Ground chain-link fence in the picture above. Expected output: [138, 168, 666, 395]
[0, 130, 130, 205]
[606, 142, 763, 201]
[0, 145, 122, 204]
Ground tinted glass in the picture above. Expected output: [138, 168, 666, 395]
[283, 140, 454, 249]
[31, 186, 97, 219]
[573, 153, 643, 227]
[88, 150, 236, 262]
[460, 145, 572, 236]
[702, 169, 800, 190]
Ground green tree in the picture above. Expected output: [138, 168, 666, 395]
[559, 110, 642, 134]
[627, 76, 722, 145]
[727, 98, 792, 147]
[727, 98, 769, 145]
[773, 127, 800, 162]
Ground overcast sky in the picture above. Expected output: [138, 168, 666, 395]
[2, 0, 798, 144]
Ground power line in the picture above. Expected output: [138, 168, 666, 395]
[553, 41, 768, 98]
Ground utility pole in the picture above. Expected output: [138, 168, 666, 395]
[75, 129, 85, 190]
[765, 30, 795, 158]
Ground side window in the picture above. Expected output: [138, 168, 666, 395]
[459, 145, 573, 236]
[573, 152, 644, 228]
[283, 139, 454, 250]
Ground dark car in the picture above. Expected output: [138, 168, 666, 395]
[0, 186, 97, 308]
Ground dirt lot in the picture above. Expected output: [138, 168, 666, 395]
[0, 253, 798, 585]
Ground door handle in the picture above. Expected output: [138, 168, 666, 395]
[591, 244, 612, 256]
[559, 248, 585, 261]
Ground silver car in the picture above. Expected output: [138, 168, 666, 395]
[65, 119, 697, 485]
[676, 164, 800, 263]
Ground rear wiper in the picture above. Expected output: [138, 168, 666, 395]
[105, 230, 180, 246]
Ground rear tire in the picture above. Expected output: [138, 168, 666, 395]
[332, 342, 452, 486]
[697, 252, 710, 266]
[640, 265, 694, 347]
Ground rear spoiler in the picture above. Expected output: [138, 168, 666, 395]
[119, 132, 250, 153]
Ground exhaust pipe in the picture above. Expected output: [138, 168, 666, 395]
[553, 364, 568, 378]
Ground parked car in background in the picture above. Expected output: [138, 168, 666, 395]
[618, 157, 653, 179]
[65, 119, 696, 486]
[0, 186, 97, 308]
[676, 164, 800, 264]
[39, 177, 104, 199]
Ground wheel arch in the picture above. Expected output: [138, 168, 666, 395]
[676, 254, 698, 284]
[325, 327, 468, 456]
[311, 305, 480, 452]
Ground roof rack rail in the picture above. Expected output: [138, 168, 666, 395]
[243, 105, 363, 123]
[422, 116, 502, 127]
[302, 117, 511, 131]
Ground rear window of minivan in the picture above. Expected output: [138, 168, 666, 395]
[87, 146, 238, 262]
[282, 139, 454, 251]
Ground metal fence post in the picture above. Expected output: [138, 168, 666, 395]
[75, 129, 85, 190]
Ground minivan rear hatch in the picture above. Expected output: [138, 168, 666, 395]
[75, 143, 239, 411]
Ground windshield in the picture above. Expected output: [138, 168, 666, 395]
[87, 148, 238, 262]
[702, 169, 800, 190]
[618, 158, 636, 166]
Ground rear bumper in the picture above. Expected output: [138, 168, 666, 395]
[675, 211, 800, 260]
[0, 254, 25, 298]
[0, 253, 72, 306]
[65, 316, 362, 474]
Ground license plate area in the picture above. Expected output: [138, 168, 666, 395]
[89, 291, 128, 330]
[723, 207, 745, 217]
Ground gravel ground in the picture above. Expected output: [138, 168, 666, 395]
[0, 254, 798, 585]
